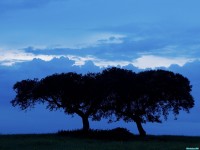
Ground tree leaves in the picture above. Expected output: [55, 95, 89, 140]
[11, 67, 194, 134]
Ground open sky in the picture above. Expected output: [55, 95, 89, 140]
[0, 0, 200, 135]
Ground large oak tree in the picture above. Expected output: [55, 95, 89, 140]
[11, 72, 104, 131]
[101, 68, 194, 136]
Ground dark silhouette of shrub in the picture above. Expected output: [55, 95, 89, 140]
[57, 127, 134, 141]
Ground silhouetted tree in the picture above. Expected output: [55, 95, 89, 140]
[101, 68, 194, 136]
[11, 72, 105, 131]
[11, 68, 194, 135]
[11, 79, 39, 110]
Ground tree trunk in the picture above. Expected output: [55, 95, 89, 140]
[75, 110, 90, 132]
[82, 116, 90, 131]
[135, 120, 146, 136]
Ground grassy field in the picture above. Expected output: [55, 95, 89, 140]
[0, 134, 200, 150]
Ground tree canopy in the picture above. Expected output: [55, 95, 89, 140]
[101, 68, 194, 136]
[11, 67, 194, 135]
[12, 72, 105, 131]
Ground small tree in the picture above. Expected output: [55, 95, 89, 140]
[11, 72, 105, 131]
[101, 68, 194, 136]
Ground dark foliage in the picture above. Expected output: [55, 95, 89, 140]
[11, 72, 105, 131]
[100, 68, 194, 136]
[57, 127, 134, 141]
[11, 67, 194, 136]
[11, 79, 39, 110]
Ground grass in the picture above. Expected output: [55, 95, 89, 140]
[0, 129, 200, 150]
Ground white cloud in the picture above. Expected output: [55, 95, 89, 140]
[0, 49, 196, 69]
[85, 55, 196, 69]
[132, 55, 195, 69]
[66, 55, 130, 68]
[0, 49, 63, 66]
[93, 60, 130, 68]
[0, 49, 98, 66]
[67, 55, 97, 66]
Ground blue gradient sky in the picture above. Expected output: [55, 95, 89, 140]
[0, 0, 200, 135]
[1, 0, 200, 67]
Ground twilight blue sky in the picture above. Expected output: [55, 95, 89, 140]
[0, 0, 200, 135]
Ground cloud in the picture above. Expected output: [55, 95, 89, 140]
[2, 21, 200, 62]
[67, 55, 131, 68]
[1, 0, 200, 61]
[0, 49, 64, 66]
[21, 36, 155, 61]
[72, 33, 126, 49]
[1, 22, 200, 69]
[35, 44, 199, 69]
[19, 25, 200, 62]
[0, 47, 197, 70]
[132, 55, 195, 69]
[93, 22, 200, 58]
